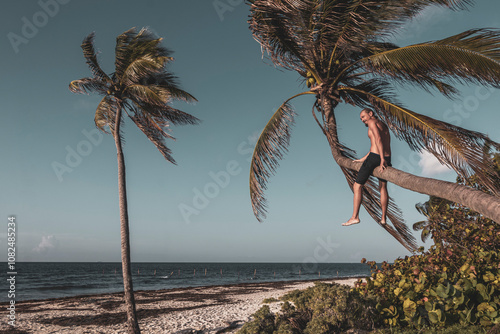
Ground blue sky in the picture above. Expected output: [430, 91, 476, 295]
[1, 0, 499, 263]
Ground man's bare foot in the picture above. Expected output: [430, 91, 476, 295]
[380, 220, 387, 226]
[342, 218, 360, 226]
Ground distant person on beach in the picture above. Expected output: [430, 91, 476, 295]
[343, 108, 392, 227]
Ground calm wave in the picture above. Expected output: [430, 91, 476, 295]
[1, 262, 371, 302]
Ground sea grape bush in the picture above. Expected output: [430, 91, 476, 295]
[355, 242, 500, 329]
[238, 282, 380, 334]
[355, 154, 500, 330]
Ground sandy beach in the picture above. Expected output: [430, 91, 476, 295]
[0, 277, 359, 334]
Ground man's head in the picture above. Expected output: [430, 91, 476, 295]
[360, 108, 375, 127]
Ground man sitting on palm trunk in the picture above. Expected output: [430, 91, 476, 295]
[343, 108, 392, 227]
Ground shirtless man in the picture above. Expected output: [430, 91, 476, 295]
[343, 108, 392, 226]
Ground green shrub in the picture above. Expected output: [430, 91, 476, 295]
[238, 305, 276, 334]
[238, 282, 380, 334]
[262, 297, 279, 304]
[355, 154, 500, 330]
[371, 322, 490, 333]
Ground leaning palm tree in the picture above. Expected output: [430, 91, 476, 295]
[248, 0, 500, 251]
[69, 28, 199, 334]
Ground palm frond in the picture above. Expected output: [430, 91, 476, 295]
[114, 28, 137, 78]
[114, 28, 172, 80]
[95, 96, 119, 134]
[147, 72, 198, 103]
[121, 56, 172, 86]
[128, 108, 176, 164]
[341, 86, 500, 196]
[250, 93, 315, 222]
[128, 100, 200, 126]
[69, 77, 109, 95]
[81, 32, 110, 82]
[360, 29, 500, 89]
[352, 0, 472, 38]
[250, 0, 473, 81]
[125, 84, 172, 106]
[249, 0, 318, 74]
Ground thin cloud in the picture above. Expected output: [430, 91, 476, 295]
[393, 6, 451, 42]
[33, 235, 58, 254]
[419, 151, 452, 176]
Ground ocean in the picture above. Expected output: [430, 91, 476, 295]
[1, 262, 371, 302]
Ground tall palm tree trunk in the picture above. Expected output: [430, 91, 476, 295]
[320, 95, 500, 223]
[114, 106, 141, 334]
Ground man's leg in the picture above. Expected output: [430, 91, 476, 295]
[379, 180, 388, 225]
[343, 182, 363, 226]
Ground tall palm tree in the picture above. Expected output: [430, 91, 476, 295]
[69, 28, 199, 334]
[248, 0, 500, 251]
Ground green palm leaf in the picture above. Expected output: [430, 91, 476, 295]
[121, 56, 172, 86]
[360, 29, 500, 89]
[114, 28, 171, 80]
[250, 0, 473, 81]
[250, 92, 314, 221]
[95, 95, 119, 133]
[148, 72, 198, 103]
[125, 84, 171, 106]
[129, 110, 176, 164]
[81, 32, 110, 82]
[128, 100, 200, 127]
[69, 77, 108, 95]
[249, 0, 320, 75]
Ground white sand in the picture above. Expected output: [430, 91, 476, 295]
[0, 278, 359, 334]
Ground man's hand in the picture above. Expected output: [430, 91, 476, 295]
[380, 158, 388, 170]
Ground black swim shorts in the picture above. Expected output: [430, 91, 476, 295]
[355, 152, 392, 185]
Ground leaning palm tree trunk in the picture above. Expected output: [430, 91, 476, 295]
[321, 96, 500, 224]
[114, 105, 141, 334]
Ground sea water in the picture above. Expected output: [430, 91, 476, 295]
[0, 262, 371, 302]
